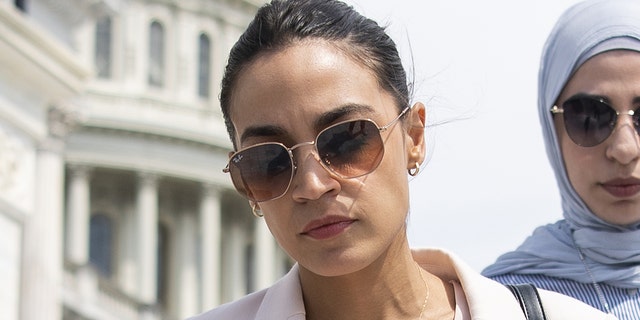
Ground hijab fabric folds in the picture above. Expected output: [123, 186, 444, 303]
[482, 0, 640, 288]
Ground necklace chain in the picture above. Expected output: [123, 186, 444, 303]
[415, 262, 430, 319]
[572, 236, 612, 314]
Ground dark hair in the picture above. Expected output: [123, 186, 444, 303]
[220, 0, 410, 148]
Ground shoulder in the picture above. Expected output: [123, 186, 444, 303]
[490, 273, 572, 290]
[538, 289, 617, 320]
[411, 248, 613, 319]
[188, 289, 267, 320]
[490, 272, 599, 300]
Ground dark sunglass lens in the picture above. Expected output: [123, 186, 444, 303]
[634, 109, 640, 129]
[316, 120, 384, 178]
[228, 144, 293, 202]
[562, 97, 615, 147]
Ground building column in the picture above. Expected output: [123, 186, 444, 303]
[137, 172, 159, 304]
[118, 199, 138, 296]
[175, 211, 197, 318]
[253, 219, 276, 291]
[21, 138, 65, 320]
[66, 164, 92, 266]
[21, 105, 76, 320]
[199, 184, 221, 310]
[223, 223, 246, 302]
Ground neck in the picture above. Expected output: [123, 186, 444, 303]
[299, 238, 428, 320]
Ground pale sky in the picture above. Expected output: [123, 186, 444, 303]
[343, 0, 584, 271]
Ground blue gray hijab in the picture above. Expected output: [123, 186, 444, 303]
[482, 0, 640, 288]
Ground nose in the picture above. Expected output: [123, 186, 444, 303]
[605, 114, 640, 165]
[289, 148, 341, 202]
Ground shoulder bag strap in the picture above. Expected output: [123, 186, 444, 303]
[505, 283, 548, 320]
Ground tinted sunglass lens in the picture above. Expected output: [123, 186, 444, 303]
[563, 97, 616, 147]
[633, 110, 640, 128]
[228, 144, 293, 202]
[316, 120, 384, 177]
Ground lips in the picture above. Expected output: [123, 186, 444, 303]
[301, 215, 356, 240]
[601, 177, 640, 198]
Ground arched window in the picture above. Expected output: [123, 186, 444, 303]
[95, 16, 113, 78]
[14, 0, 27, 12]
[148, 21, 165, 87]
[89, 214, 113, 276]
[198, 33, 211, 98]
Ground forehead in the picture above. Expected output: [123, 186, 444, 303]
[228, 41, 396, 142]
[561, 50, 640, 98]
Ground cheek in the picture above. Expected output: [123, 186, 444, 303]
[556, 117, 583, 187]
[371, 137, 411, 212]
[261, 206, 291, 243]
[559, 135, 597, 196]
[261, 216, 299, 259]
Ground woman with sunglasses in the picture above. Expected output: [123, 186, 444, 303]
[483, 0, 640, 319]
[190, 0, 614, 319]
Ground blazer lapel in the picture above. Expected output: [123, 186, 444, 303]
[255, 264, 306, 320]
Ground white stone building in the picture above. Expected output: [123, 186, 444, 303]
[0, 0, 290, 319]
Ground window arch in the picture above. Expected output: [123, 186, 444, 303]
[95, 16, 113, 78]
[14, 0, 27, 12]
[198, 33, 211, 98]
[148, 20, 165, 87]
[89, 213, 114, 276]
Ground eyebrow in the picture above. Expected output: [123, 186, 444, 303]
[313, 103, 375, 130]
[239, 124, 286, 144]
[566, 93, 640, 107]
[566, 93, 607, 102]
[238, 103, 376, 144]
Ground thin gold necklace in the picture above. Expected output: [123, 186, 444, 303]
[415, 262, 430, 319]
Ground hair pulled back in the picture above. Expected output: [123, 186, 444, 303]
[220, 0, 410, 147]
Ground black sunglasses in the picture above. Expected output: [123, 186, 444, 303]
[551, 95, 640, 147]
[223, 107, 410, 202]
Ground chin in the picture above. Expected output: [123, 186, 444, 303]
[596, 206, 640, 227]
[301, 254, 370, 278]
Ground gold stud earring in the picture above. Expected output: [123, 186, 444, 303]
[408, 162, 420, 176]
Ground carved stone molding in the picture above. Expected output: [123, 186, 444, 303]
[68, 164, 93, 180]
[137, 172, 160, 188]
[47, 103, 80, 139]
[0, 128, 25, 192]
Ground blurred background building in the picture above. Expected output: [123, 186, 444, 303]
[0, 0, 292, 319]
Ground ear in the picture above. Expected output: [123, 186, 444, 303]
[405, 102, 427, 169]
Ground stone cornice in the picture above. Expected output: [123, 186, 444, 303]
[71, 124, 230, 153]
[132, 0, 264, 28]
[78, 90, 232, 149]
[0, 3, 90, 95]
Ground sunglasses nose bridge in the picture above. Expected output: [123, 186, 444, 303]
[612, 110, 638, 129]
[288, 139, 342, 180]
[288, 140, 317, 160]
[605, 111, 640, 144]
[287, 139, 319, 172]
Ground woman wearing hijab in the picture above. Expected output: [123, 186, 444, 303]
[483, 0, 640, 318]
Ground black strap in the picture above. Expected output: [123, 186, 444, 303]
[506, 283, 548, 320]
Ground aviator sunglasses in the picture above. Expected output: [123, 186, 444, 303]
[223, 106, 411, 202]
[551, 95, 640, 147]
